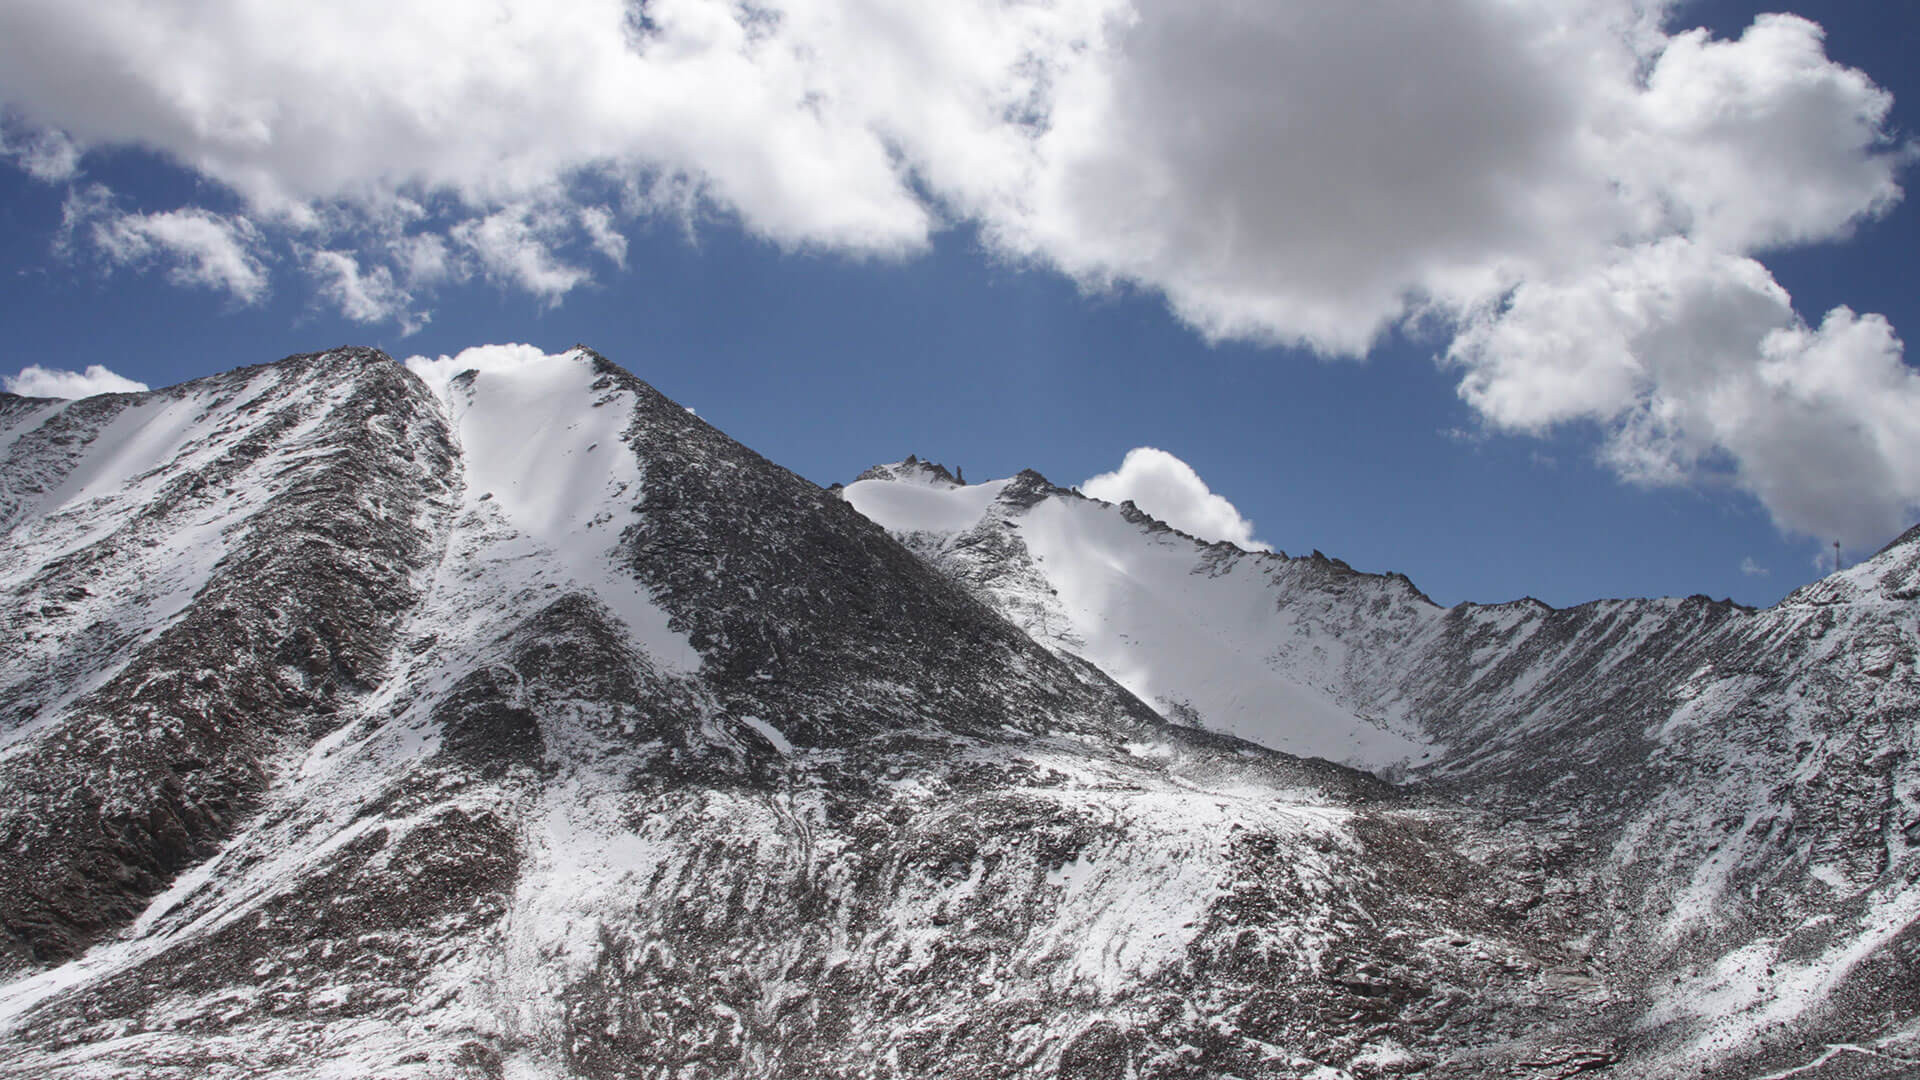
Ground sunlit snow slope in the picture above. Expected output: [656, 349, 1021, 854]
[844, 459, 1434, 769]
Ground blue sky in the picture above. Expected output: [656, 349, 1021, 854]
[2, 0, 1916, 608]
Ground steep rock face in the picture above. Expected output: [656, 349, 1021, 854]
[0, 351, 456, 970]
[845, 462, 1920, 1078]
[0, 349, 1606, 1080]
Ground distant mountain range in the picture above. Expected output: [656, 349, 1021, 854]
[1, 347, 1915, 1079]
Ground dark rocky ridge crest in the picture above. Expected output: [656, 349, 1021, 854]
[586, 351, 1171, 749]
[852, 454, 960, 486]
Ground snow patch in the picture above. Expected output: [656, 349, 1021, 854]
[422, 346, 699, 673]
[844, 475, 1008, 536]
[739, 714, 793, 755]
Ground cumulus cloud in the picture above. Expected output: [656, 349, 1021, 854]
[4, 363, 149, 398]
[0, 1, 1914, 541]
[1450, 238, 1920, 547]
[403, 343, 566, 400]
[1083, 447, 1268, 550]
[0, 0, 947, 242]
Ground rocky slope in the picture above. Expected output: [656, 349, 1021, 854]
[1, 347, 1623, 1080]
[845, 459, 1920, 1079]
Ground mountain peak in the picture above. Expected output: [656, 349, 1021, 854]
[998, 467, 1063, 508]
[853, 454, 962, 486]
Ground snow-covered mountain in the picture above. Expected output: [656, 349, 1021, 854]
[845, 457, 1920, 1077]
[0, 348, 1912, 1079]
[844, 458, 1439, 770]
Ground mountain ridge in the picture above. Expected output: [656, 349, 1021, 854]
[3, 347, 1556, 1080]
[0, 347, 1912, 1079]
[851, 455, 1783, 615]
[844, 450, 1920, 1077]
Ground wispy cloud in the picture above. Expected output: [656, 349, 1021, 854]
[0, 123, 78, 181]
[450, 205, 593, 303]
[67, 190, 270, 304]
[1739, 557, 1769, 578]
[304, 249, 426, 334]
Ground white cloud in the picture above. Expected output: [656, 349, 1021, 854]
[1449, 238, 1920, 548]
[451, 206, 591, 302]
[403, 343, 564, 401]
[987, 9, 1904, 348]
[1629, 17, 1903, 253]
[305, 249, 426, 334]
[1083, 447, 1267, 550]
[579, 206, 628, 268]
[4, 363, 148, 398]
[0, 0, 945, 244]
[394, 233, 456, 291]
[82, 201, 269, 304]
[0, 1, 1914, 541]
[1739, 557, 1769, 578]
[0, 124, 78, 181]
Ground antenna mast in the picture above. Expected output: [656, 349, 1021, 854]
[1834, 540, 1842, 575]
